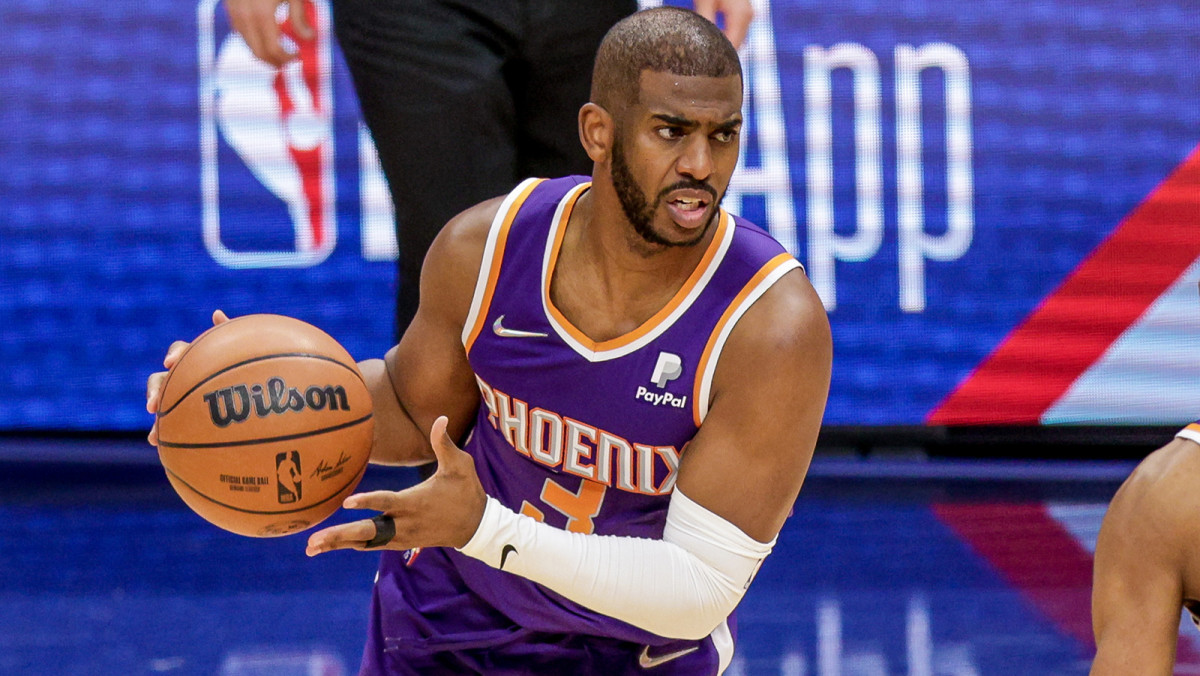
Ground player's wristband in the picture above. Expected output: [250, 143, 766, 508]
[1177, 421, 1200, 446]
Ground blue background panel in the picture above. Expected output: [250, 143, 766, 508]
[2, 0, 1199, 431]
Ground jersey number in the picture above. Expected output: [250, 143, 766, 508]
[520, 477, 607, 534]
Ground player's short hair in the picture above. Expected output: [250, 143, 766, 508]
[590, 7, 742, 115]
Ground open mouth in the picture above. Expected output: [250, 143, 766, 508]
[665, 191, 713, 229]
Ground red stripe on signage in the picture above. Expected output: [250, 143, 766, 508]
[933, 502, 1200, 665]
[928, 144, 1200, 424]
[933, 503, 1096, 648]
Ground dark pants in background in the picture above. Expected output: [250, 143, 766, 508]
[332, 0, 638, 337]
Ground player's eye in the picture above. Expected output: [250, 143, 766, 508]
[713, 129, 738, 144]
[657, 126, 685, 140]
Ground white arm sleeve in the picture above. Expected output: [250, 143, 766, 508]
[457, 488, 775, 640]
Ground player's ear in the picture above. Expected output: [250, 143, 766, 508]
[579, 102, 614, 164]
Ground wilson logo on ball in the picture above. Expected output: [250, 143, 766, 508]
[203, 376, 351, 427]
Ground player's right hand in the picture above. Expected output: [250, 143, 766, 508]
[146, 310, 230, 446]
[305, 416, 488, 555]
[225, 0, 313, 68]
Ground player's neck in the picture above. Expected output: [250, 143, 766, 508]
[550, 188, 713, 342]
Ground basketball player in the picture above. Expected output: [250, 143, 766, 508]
[147, 8, 830, 673]
[1091, 424, 1200, 675]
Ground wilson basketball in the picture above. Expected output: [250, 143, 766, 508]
[155, 314, 374, 537]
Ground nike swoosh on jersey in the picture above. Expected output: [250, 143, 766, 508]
[638, 645, 699, 669]
[493, 315, 549, 338]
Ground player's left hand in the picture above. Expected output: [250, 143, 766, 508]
[305, 416, 487, 556]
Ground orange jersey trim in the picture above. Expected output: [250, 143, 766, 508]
[692, 252, 799, 427]
[1179, 422, 1200, 445]
[544, 208, 731, 354]
[463, 179, 544, 354]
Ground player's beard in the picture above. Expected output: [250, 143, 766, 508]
[610, 134, 720, 249]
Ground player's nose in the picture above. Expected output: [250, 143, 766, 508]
[675, 135, 713, 182]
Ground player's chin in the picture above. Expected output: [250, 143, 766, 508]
[663, 211, 715, 244]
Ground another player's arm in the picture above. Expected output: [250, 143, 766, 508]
[356, 198, 503, 466]
[1090, 438, 1199, 676]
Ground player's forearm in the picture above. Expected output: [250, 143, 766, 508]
[358, 358, 435, 466]
[458, 489, 774, 640]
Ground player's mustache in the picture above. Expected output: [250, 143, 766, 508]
[657, 179, 717, 203]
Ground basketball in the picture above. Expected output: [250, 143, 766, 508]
[154, 314, 374, 537]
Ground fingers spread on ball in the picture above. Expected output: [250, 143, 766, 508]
[164, 340, 191, 369]
[146, 372, 168, 413]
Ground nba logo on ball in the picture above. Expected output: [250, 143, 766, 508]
[276, 450, 302, 503]
[198, 0, 336, 268]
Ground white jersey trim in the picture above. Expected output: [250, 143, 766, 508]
[461, 177, 542, 348]
[1177, 424, 1200, 447]
[696, 258, 803, 424]
[712, 619, 735, 675]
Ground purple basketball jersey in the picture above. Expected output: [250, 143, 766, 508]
[360, 177, 801, 675]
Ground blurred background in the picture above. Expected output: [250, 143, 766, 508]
[2, 0, 1198, 673]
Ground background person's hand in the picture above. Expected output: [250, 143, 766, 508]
[225, 0, 313, 68]
[692, 0, 754, 50]
[145, 310, 230, 446]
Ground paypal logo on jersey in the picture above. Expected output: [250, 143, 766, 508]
[651, 352, 683, 388]
[636, 352, 687, 409]
[635, 386, 687, 409]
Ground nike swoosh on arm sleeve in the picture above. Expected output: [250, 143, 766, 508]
[458, 488, 773, 640]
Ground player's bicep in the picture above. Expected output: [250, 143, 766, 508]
[1090, 471, 1185, 675]
[676, 269, 831, 543]
[385, 315, 478, 453]
[371, 201, 502, 464]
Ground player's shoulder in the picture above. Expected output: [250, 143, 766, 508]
[430, 195, 507, 265]
[701, 218, 830, 436]
[723, 214, 790, 266]
[722, 218, 828, 355]
[733, 270, 830, 375]
[1107, 437, 1200, 536]
[416, 193, 512, 330]
[713, 254, 830, 403]
[1123, 437, 1200, 501]
[430, 176, 587, 271]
